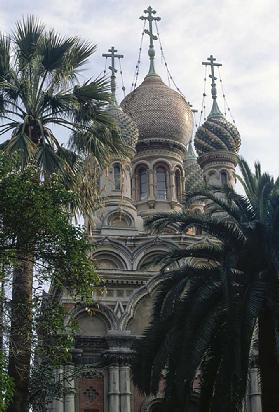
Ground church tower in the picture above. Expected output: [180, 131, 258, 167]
[194, 55, 241, 189]
[91, 47, 141, 236]
[121, 6, 193, 218]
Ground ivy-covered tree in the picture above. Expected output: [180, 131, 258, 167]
[0, 155, 101, 412]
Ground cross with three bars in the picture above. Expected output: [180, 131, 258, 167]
[202, 55, 222, 101]
[140, 6, 161, 75]
[102, 46, 124, 100]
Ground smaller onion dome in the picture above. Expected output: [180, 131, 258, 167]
[101, 46, 139, 157]
[107, 104, 139, 153]
[184, 140, 204, 192]
[194, 102, 241, 157]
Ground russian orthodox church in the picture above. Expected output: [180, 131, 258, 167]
[49, 6, 262, 412]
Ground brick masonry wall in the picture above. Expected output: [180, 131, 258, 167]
[78, 376, 104, 412]
[132, 384, 145, 412]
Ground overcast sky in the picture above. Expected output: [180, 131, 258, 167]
[1, 0, 278, 177]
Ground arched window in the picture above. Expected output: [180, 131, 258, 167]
[221, 170, 228, 186]
[138, 167, 148, 200]
[113, 163, 121, 190]
[175, 169, 182, 201]
[156, 166, 167, 200]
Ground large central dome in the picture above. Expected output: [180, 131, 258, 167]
[120, 74, 193, 148]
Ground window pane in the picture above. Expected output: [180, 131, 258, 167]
[221, 170, 228, 185]
[156, 167, 167, 200]
[139, 168, 147, 200]
[114, 163, 121, 190]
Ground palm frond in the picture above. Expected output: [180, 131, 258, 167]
[13, 15, 44, 66]
[36, 143, 65, 175]
[6, 131, 36, 168]
[0, 34, 11, 79]
[40, 30, 74, 72]
[60, 38, 96, 79]
[73, 77, 111, 106]
[146, 211, 245, 250]
[184, 187, 242, 223]
[238, 157, 257, 198]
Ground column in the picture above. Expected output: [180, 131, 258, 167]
[64, 364, 75, 412]
[120, 365, 131, 412]
[132, 175, 136, 201]
[108, 364, 120, 412]
[54, 367, 64, 412]
[46, 400, 54, 412]
[248, 367, 262, 412]
[148, 169, 154, 200]
[169, 170, 175, 204]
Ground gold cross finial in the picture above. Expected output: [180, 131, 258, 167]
[102, 46, 124, 102]
[140, 6, 161, 76]
[202, 55, 222, 101]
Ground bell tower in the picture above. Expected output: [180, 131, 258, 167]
[91, 47, 140, 235]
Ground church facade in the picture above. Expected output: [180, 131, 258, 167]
[48, 7, 262, 412]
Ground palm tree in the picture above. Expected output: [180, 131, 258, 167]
[132, 159, 279, 412]
[0, 16, 123, 412]
[0, 16, 121, 168]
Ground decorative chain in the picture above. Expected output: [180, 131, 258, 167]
[155, 21, 186, 100]
[199, 65, 208, 126]
[118, 57, 126, 98]
[131, 20, 146, 91]
[217, 67, 236, 124]
[103, 57, 108, 75]
[192, 109, 198, 133]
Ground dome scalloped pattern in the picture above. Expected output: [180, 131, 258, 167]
[184, 143, 204, 192]
[120, 74, 193, 147]
[107, 104, 139, 151]
[185, 161, 204, 192]
[194, 115, 241, 156]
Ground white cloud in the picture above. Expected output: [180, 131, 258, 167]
[0, 0, 278, 176]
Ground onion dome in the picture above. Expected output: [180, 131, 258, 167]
[194, 55, 241, 163]
[120, 6, 193, 151]
[107, 104, 139, 153]
[184, 140, 204, 192]
[194, 102, 241, 156]
[102, 46, 139, 157]
[120, 74, 193, 149]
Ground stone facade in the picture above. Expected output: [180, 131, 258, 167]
[48, 66, 261, 411]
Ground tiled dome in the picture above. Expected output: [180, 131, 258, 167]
[194, 106, 241, 156]
[184, 141, 204, 192]
[107, 104, 139, 154]
[120, 74, 193, 148]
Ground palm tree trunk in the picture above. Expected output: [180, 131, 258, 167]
[258, 307, 279, 412]
[7, 250, 34, 412]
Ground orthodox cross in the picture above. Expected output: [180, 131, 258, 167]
[202, 55, 222, 101]
[140, 6, 161, 75]
[102, 46, 124, 102]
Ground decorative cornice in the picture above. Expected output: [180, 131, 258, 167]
[136, 138, 186, 156]
[197, 151, 238, 168]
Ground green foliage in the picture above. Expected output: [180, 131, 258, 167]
[133, 158, 279, 412]
[0, 15, 122, 167]
[0, 351, 14, 412]
[0, 15, 128, 221]
[0, 154, 100, 409]
[0, 153, 99, 294]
